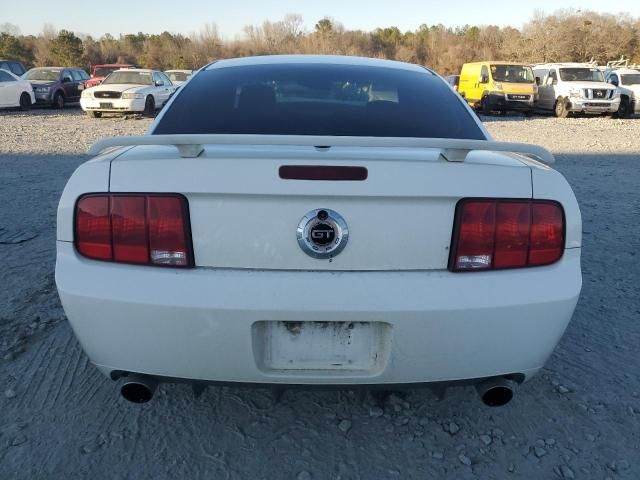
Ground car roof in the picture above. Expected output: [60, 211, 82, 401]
[608, 68, 640, 74]
[463, 61, 530, 66]
[533, 63, 598, 68]
[113, 68, 155, 73]
[206, 55, 432, 74]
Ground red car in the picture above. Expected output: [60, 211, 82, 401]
[86, 64, 139, 88]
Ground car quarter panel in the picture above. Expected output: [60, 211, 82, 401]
[56, 150, 131, 242]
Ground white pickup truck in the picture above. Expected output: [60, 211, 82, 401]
[56, 55, 582, 407]
[533, 63, 620, 117]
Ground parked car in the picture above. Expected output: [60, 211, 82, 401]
[80, 68, 177, 117]
[57, 55, 582, 406]
[458, 61, 537, 115]
[23, 67, 89, 108]
[164, 69, 193, 86]
[532, 63, 620, 117]
[86, 64, 139, 88]
[444, 74, 460, 91]
[604, 67, 640, 118]
[0, 59, 27, 77]
[0, 69, 35, 110]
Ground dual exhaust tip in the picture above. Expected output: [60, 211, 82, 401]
[120, 375, 157, 404]
[119, 375, 516, 407]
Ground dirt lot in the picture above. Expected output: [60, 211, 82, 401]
[1, 109, 639, 479]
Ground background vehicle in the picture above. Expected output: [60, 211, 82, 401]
[58, 56, 581, 406]
[80, 68, 176, 117]
[605, 67, 640, 118]
[444, 74, 459, 91]
[532, 63, 619, 117]
[0, 59, 27, 77]
[0, 69, 34, 110]
[164, 69, 193, 86]
[458, 61, 537, 115]
[86, 64, 139, 88]
[23, 67, 89, 108]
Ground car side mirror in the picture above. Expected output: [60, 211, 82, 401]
[610, 78, 619, 86]
[535, 77, 541, 86]
[62, 77, 71, 83]
[155, 81, 163, 87]
[479, 74, 488, 84]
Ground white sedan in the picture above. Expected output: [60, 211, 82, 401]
[57, 55, 582, 406]
[80, 68, 177, 117]
[0, 68, 34, 110]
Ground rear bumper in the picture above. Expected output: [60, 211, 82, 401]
[56, 242, 581, 385]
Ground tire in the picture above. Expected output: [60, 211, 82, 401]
[617, 97, 631, 119]
[553, 97, 569, 118]
[481, 95, 493, 115]
[19, 92, 31, 111]
[53, 92, 65, 109]
[143, 96, 155, 117]
[87, 111, 102, 118]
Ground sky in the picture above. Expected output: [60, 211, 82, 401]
[3, 0, 640, 38]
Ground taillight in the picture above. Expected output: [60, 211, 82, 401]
[450, 199, 564, 272]
[75, 194, 193, 267]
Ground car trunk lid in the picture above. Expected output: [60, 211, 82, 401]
[109, 145, 532, 271]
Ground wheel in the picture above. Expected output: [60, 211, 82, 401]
[617, 97, 631, 119]
[87, 111, 102, 118]
[143, 96, 155, 117]
[53, 92, 65, 109]
[553, 97, 569, 118]
[19, 92, 31, 111]
[481, 95, 493, 115]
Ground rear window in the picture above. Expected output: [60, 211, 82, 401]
[154, 63, 485, 139]
[167, 71, 190, 82]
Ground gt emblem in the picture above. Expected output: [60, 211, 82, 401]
[297, 209, 349, 259]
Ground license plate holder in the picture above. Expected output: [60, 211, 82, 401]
[258, 321, 387, 371]
[99, 102, 113, 108]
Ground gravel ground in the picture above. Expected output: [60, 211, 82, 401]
[1, 109, 639, 479]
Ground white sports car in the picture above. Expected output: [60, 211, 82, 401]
[56, 55, 582, 406]
[80, 68, 177, 117]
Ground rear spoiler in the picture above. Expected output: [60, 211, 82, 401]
[88, 134, 555, 165]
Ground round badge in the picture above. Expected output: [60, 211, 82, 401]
[297, 209, 349, 259]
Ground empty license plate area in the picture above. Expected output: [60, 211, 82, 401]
[253, 321, 391, 374]
[99, 102, 113, 109]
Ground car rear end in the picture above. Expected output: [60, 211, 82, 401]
[56, 57, 582, 404]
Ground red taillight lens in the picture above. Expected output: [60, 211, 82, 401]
[529, 203, 564, 266]
[451, 199, 564, 272]
[148, 197, 191, 266]
[75, 194, 193, 267]
[75, 196, 112, 261]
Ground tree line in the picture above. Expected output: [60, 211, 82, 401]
[1, 9, 639, 76]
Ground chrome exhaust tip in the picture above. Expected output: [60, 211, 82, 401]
[120, 375, 157, 403]
[476, 377, 516, 407]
